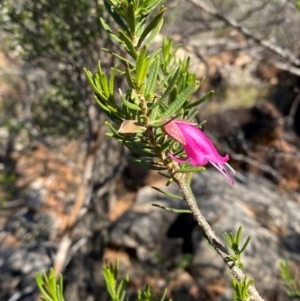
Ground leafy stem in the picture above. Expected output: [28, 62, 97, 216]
[225, 226, 251, 269]
[172, 172, 264, 301]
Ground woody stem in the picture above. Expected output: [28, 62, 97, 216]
[173, 172, 265, 301]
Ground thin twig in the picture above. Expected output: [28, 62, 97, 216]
[173, 172, 265, 301]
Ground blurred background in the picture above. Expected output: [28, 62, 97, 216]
[1, 0, 300, 300]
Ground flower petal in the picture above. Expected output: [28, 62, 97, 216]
[183, 143, 208, 166]
[162, 120, 187, 145]
[176, 123, 229, 164]
[163, 119, 234, 184]
[168, 152, 189, 163]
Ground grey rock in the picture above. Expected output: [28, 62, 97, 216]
[109, 185, 186, 264]
[109, 168, 300, 300]
[0, 244, 51, 301]
[190, 170, 300, 300]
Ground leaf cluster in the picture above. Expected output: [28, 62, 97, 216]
[279, 260, 300, 298]
[36, 269, 64, 301]
[85, 0, 211, 172]
[103, 261, 129, 301]
[232, 276, 254, 301]
[36, 262, 172, 301]
[224, 226, 251, 269]
[103, 261, 172, 301]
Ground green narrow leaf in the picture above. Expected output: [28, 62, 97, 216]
[162, 37, 171, 64]
[158, 171, 171, 179]
[229, 233, 235, 245]
[35, 274, 53, 301]
[185, 108, 198, 121]
[131, 89, 141, 105]
[47, 272, 58, 301]
[145, 55, 160, 97]
[112, 260, 119, 279]
[107, 0, 118, 6]
[35, 274, 44, 289]
[185, 90, 214, 109]
[102, 48, 135, 67]
[224, 232, 230, 247]
[94, 95, 111, 112]
[137, 6, 166, 47]
[236, 226, 242, 245]
[160, 288, 167, 301]
[149, 104, 160, 121]
[135, 46, 149, 88]
[135, 18, 146, 36]
[125, 64, 136, 88]
[97, 62, 110, 97]
[95, 98, 122, 124]
[245, 278, 254, 289]
[149, 48, 162, 60]
[104, 1, 129, 33]
[145, 18, 164, 48]
[161, 81, 198, 118]
[176, 166, 205, 173]
[95, 73, 108, 98]
[151, 186, 183, 200]
[57, 275, 64, 301]
[100, 17, 124, 44]
[83, 68, 101, 94]
[160, 136, 175, 152]
[240, 236, 251, 253]
[120, 290, 126, 301]
[152, 204, 191, 213]
[128, 157, 166, 170]
[151, 66, 181, 110]
[169, 86, 178, 103]
[105, 121, 123, 137]
[121, 96, 141, 111]
[119, 30, 138, 59]
[150, 117, 170, 128]
[116, 279, 124, 299]
[103, 268, 116, 298]
[43, 271, 49, 283]
[125, 142, 157, 157]
[158, 67, 175, 86]
[186, 172, 193, 187]
[97, 60, 103, 75]
[106, 132, 118, 138]
[109, 66, 117, 98]
[144, 0, 163, 11]
[182, 56, 190, 73]
[128, 2, 136, 35]
[106, 102, 118, 113]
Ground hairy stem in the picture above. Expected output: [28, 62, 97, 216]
[173, 172, 265, 301]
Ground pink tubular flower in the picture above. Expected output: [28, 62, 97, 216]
[162, 119, 235, 184]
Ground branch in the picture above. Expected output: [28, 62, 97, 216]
[187, 0, 300, 68]
[173, 172, 265, 301]
[271, 60, 300, 77]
